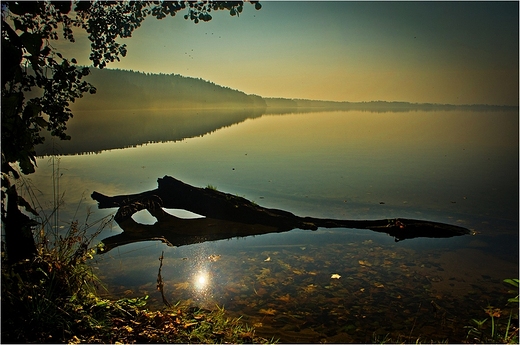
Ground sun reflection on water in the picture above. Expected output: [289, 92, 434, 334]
[194, 270, 210, 290]
[190, 267, 217, 307]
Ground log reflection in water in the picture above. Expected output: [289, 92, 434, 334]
[93, 176, 472, 254]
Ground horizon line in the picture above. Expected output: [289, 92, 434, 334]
[95, 67, 520, 108]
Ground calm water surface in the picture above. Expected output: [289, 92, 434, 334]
[31, 109, 518, 342]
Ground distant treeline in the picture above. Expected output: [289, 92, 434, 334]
[263, 98, 518, 113]
[73, 68, 266, 111]
[73, 68, 517, 113]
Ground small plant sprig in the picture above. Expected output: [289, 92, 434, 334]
[206, 184, 218, 191]
[503, 279, 519, 303]
[464, 278, 519, 344]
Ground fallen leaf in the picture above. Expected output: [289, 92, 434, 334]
[277, 294, 291, 302]
[374, 282, 384, 288]
[256, 267, 270, 280]
[264, 257, 271, 262]
[254, 287, 267, 296]
[298, 255, 315, 263]
[278, 260, 292, 270]
[331, 274, 341, 279]
[303, 284, 318, 293]
[173, 282, 190, 290]
[259, 308, 277, 316]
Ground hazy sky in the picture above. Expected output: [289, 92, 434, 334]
[62, 1, 518, 106]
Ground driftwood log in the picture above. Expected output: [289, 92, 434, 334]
[92, 176, 472, 253]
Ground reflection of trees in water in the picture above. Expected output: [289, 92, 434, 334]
[34, 68, 516, 156]
[36, 103, 516, 156]
[35, 108, 266, 156]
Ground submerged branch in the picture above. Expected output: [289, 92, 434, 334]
[92, 176, 472, 253]
[156, 251, 171, 308]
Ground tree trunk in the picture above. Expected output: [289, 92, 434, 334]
[2, 185, 37, 264]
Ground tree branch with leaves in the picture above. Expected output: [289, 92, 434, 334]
[1, 0, 261, 263]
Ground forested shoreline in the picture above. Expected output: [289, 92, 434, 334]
[73, 68, 517, 113]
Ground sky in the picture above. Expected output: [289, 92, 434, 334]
[59, 1, 519, 106]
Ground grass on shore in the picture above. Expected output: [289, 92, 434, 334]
[1, 220, 275, 344]
[1, 168, 275, 344]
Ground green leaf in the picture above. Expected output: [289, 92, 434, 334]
[95, 299, 110, 308]
[504, 279, 519, 288]
[74, 1, 91, 12]
[34, 117, 49, 128]
[20, 32, 43, 57]
[22, 102, 42, 120]
[2, 164, 20, 180]
[13, 18, 27, 32]
[40, 46, 51, 56]
[17, 195, 39, 216]
[19, 155, 36, 175]
[8, 2, 40, 16]
[51, 1, 71, 14]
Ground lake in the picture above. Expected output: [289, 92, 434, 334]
[31, 108, 518, 343]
